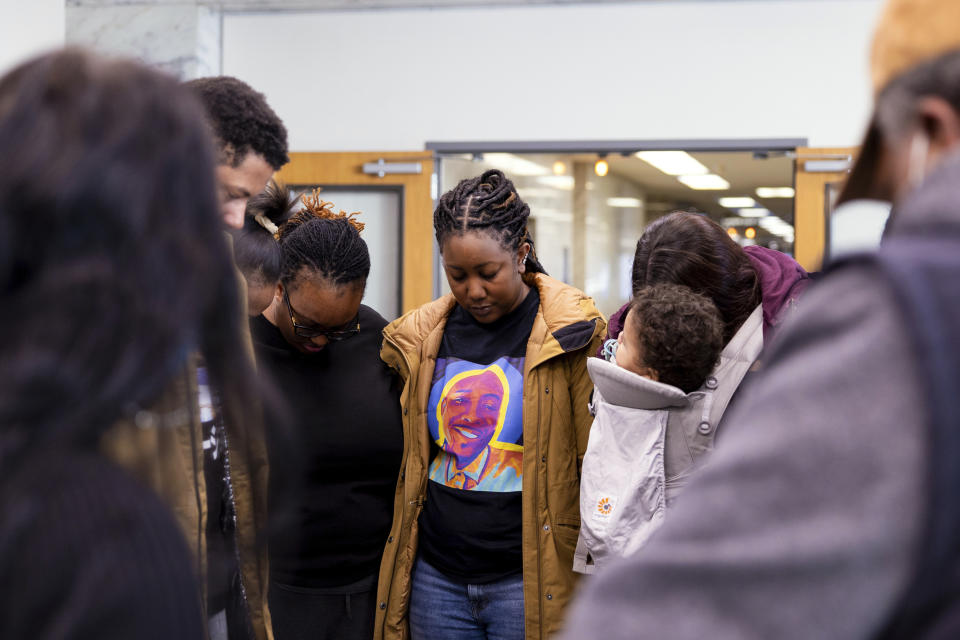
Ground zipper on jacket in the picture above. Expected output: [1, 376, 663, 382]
[221, 419, 256, 640]
[381, 330, 416, 631]
[533, 368, 544, 638]
[185, 369, 205, 618]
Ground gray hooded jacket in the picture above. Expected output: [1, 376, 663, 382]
[574, 306, 763, 573]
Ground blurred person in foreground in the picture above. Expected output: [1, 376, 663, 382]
[0, 49, 260, 638]
[563, 1, 960, 638]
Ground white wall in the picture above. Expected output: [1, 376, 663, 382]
[0, 0, 65, 75]
[223, 0, 884, 151]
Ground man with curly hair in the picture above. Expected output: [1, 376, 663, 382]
[186, 76, 289, 230]
[179, 75, 288, 640]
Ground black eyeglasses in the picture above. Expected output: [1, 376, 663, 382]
[282, 289, 360, 341]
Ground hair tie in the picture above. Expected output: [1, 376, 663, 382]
[255, 212, 279, 237]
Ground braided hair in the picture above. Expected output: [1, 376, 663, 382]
[276, 189, 370, 289]
[434, 169, 546, 274]
[234, 179, 297, 287]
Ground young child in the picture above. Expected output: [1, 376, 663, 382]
[575, 284, 724, 574]
[612, 284, 724, 391]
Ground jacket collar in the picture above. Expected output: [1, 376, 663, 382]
[526, 273, 604, 369]
[382, 274, 604, 372]
[587, 357, 688, 410]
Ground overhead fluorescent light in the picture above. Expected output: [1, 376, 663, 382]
[606, 197, 643, 208]
[756, 187, 796, 198]
[758, 217, 793, 234]
[482, 153, 549, 177]
[738, 207, 770, 218]
[535, 175, 575, 190]
[758, 215, 788, 226]
[678, 174, 730, 190]
[635, 151, 709, 176]
[719, 197, 756, 209]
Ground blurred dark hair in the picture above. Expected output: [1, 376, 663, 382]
[0, 49, 259, 467]
[434, 169, 547, 275]
[234, 179, 298, 286]
[276, 191, 370, 290]
[184, 76, 289, 170]
[839, 49, 960, 205]
[632, 212, 760, 344]
[628, 284, 724, 393]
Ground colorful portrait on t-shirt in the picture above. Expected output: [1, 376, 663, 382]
[427, 357, 524, 492]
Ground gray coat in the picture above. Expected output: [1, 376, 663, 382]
[558, 152, 960, 638]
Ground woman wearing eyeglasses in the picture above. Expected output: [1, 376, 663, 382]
[249, 191, 403, 640]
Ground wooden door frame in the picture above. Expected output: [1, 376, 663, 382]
[794, 147, 856, 271]
[276, 151, 435, 313]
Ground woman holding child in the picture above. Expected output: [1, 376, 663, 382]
[574, 212, 809, 574]
[374, 169, 605, 640]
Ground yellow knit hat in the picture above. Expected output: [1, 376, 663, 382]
[871, 0, 960, 93]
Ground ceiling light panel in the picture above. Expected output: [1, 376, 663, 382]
[738, 208, 770, 218]
[677, 174, 730, 190]
[756, 187, 796, 198]
[606, 197, 643, 208]
[719, 197, 756, 209]
[635, 151, 709, 176]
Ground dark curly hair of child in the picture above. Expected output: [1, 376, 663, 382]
[185, 76, 289, 170]
[626, 284, 724, 393]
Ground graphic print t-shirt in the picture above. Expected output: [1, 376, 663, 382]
[417, 287, 540, 584]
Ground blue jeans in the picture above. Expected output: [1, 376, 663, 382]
[409, 556, 524, 640]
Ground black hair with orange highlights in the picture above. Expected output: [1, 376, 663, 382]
[275, 189, 370, 289]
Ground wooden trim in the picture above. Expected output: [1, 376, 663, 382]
[276, 151, 435, 313]
[794, 147, 856, 271]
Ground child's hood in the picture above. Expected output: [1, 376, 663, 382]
[587, 357, 690, 411]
